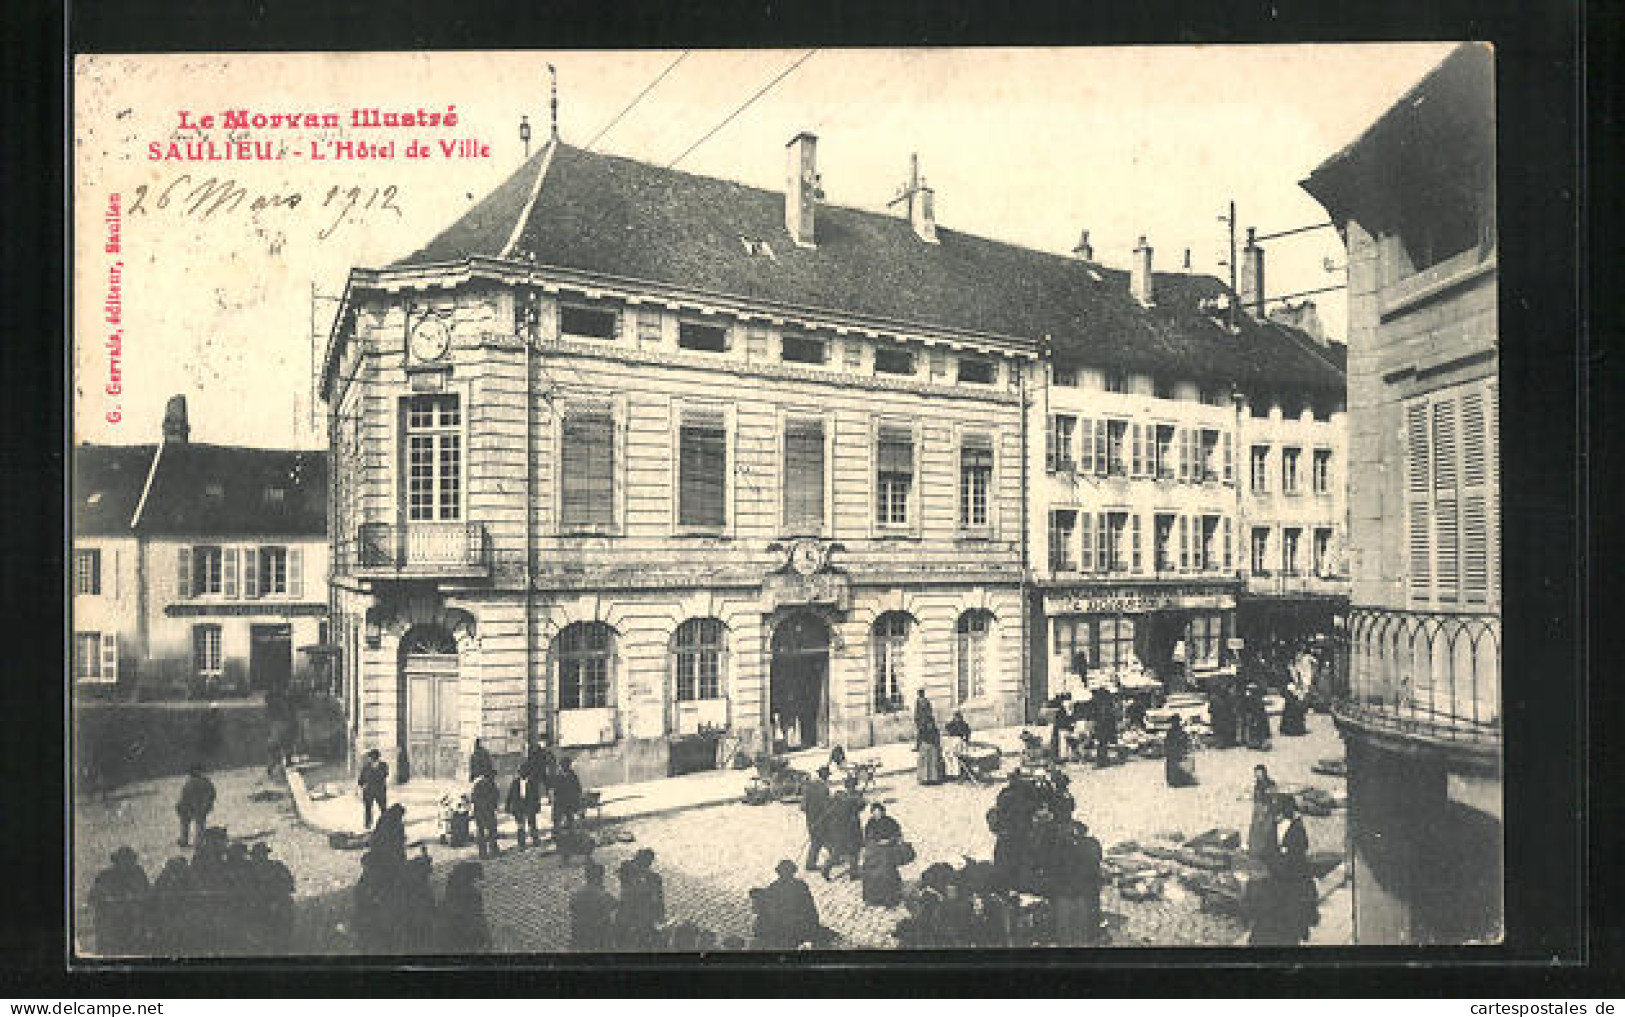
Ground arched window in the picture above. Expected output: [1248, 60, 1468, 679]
[956, 610, 994, 702]
[872, 612, 913, 713]
[673, 618, 726, 701]
[557, 622, 615, 710]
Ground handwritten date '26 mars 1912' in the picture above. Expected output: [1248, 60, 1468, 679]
[125, 175, 403, 241]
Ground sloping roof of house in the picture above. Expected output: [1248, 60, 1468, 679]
[137, 443, 328, 537]
[74, 443, 157, 535]
[394, 142, 1344, 395]
[75, 442, 327, 538]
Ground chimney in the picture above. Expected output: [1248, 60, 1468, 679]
[1239, 227, 1266, 319]
[906, 155, 938, 244]
[1182, 248, 1192, 271]
[1131, 236, 1155, 305]
[162, 394, 190, 445]
[1071, 229, 1094, 261]
[784, 131, 819, 248]
[1268, 300, 1326, 344]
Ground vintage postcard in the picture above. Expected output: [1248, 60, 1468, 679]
[69, 45, 1499, 958]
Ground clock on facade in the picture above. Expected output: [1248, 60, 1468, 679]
[788, 539, 828, 577]
[409, 316, 452, 363]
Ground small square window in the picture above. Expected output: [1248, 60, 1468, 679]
[781, 335, 828, 365]
[560, 305, 617, 340]
[957, 357, 995, 385]
[678, 321, 729, 352]
[874, 345, 916, 376]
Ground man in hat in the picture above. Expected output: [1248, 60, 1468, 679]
[467, 738, 496, 782]
[87, 846, 149, 955]
[175, 764, 216, 848]
[751, 860, 822, 950]
[357, 748, 390, 829]
[801, 765, 833, 873]
[552, 755, 584, 834]
[569, 860, 618, 950]
[470, 768, 501, 859]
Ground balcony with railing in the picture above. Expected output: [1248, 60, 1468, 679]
[338, 522, 492, 581]
[1333, 606, 1500, 757]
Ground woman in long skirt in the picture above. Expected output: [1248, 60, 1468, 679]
[1247, 764, 1279, 861]
[916, 716, 946, 785]
[1163, 716, 1197, 786]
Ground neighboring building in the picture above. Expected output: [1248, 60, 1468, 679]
[1029, 234, 1346, 708]
[321, 137, 1040, 786]
[1302, 42, 1500, 944]
[72, 396, 331, 699]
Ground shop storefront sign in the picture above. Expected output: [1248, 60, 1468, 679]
[1043, 585, 1237, 615]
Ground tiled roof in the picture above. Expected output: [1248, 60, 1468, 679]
[74, 442, 327, 538]
[138, 443, 327, 537]
[396, 142, 1344, 394]
[74, 444, 157, 535]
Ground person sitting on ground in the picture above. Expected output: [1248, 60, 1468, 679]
[370, 803, 407, 862]
[569, 860, 618, 950]
[614, 848, 666, 949]
[88, 845, 149, 956]
[175, 764, 216, 848]
[751, 859, 825, 949]
[247, 842, 295, 953]
[436, 861, 490, 953]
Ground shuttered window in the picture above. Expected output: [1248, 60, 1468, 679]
[1223, 517, 1233, 571]
[679, 415, 728, 529]
[562, 407, 616, 531]
[783, 418, 826, 534]
[1049, 510, 1077, 572]
[1092, 420, 1109, 475]
[876, 425, 914, 526]
[1096, 512, 1113, 573]
[1046, 414, 1076, 473]
[959, 434, 993, 529]
[1222, 432, 1234, 483]
[1130, 423, 1144, 476]
[1179, 515, 1190, 570]
[1406, 382, 1495, 607]
[1079, 511, 1095, 572]
[1131, 513, 1143, 572]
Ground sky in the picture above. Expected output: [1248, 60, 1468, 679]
[72, 45, 1459, 450]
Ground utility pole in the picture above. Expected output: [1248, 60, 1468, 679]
[1226, 200, 1238, 333]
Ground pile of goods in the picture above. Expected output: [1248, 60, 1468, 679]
[1103, 830, 1260, 915]
[743, 754, 810, 805]
[1286, 785, 1347, 817]
[1310, 757, 1348, 777]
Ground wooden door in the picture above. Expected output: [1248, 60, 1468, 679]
[404, 652, 459, 779]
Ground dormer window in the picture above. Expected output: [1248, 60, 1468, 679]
[678, 321, 729, 353]
[560, 305, 617, 341]
[874, 344, 916, 376]
[204, 483, 225, 502]
[957, 357, 995, 385]
[1154, 377, 1175, 400]
[781, 334, 828, 366]
[1053, 365, 1079, 387]
[1104, 370, 1128, 394]
[263, 486, 286, 506]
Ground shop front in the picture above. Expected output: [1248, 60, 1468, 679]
[1036, 581, 1240, 704]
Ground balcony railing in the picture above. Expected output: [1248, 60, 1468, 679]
[1334, 607, 1500, 746]
[341, 522, 491, 578]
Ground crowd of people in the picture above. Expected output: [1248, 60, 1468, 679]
[87, 766, 298, 956]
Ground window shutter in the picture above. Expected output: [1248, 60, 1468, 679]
[289, 547, 304, 599]
[1177, 429, 1189, 482]
[1080, 512, 1094, 572]
[1079, 417, 1094, 474]
[100, 632, 118, 682]
[1094, 420, 1109, 475]
[1131, 423, 1143, 476]
[223, 547, 239, 599]
[1179, 515, 1189, 570]
[1045, 416, 1058, 473]
[784, 418, 826, 533]
[1459, 390, 1489, 604]
[1131, 513, 1142, 572]
[178, 546, 192, 599]
[1406, 402, 1432, 599]
[1096, 513, 1110, 572]
[680, 417, 729, 529]
[1487, 382, 1499, 602]
[1432, 399, 1460, 602]
[1223, 432, 1234, 483]
[563, 407, 616, 530]
[243, 547, 260, 599]
[1223, 517, 1233, 570]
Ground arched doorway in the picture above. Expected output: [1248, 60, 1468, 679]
[770, 612, 830, 751]
[399, 624, 460, 780]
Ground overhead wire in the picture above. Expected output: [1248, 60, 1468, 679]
[666, 49, 818, 169]
[585, 50, 690, 151]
